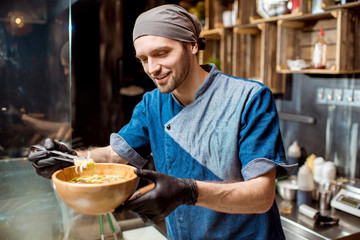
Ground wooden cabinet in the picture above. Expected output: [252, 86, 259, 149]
[233, 22, 285, 94]
[277, 9, 360, 74]
[199, 28, 233, 75]
[199, 0, 360, 94]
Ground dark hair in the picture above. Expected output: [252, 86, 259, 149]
[181, 38, 206, 52]
[197, 38, 206, 50]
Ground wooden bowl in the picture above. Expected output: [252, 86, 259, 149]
[52, 163, 139, 215]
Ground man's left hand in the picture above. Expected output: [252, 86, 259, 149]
[117, 169, 198, 222]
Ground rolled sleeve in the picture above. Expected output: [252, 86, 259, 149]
[242, 158, 297, 180]
[109, 93, 153, 168]
[110, 133, 148, 169]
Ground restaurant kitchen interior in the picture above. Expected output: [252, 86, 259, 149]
[1, 0, 360, 239]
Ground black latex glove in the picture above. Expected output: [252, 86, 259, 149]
[118, 169, 198, 222]
[28, 138, 77, 179]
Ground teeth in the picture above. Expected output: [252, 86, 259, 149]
[156, 73, 168, 79]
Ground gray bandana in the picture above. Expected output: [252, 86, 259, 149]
[133, 4, 202, 44]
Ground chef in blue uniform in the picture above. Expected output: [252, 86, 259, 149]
[29, 4, 295, 240]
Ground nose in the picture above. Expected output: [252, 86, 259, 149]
[147, 58, 161, 76]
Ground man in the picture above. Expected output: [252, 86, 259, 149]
[29, 4, 294, 239]
[3, 41, 72, 147]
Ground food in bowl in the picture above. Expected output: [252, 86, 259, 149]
[69, 174, 125, 184]
[52, 163, 139, 215]
[73, 152, 95, 173]
[71, 153, 122, 184]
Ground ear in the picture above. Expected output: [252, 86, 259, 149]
[190, 42, 198, 55]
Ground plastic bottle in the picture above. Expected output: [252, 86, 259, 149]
[321, 161, 336, 184]
[312, 28, 327, 69]
[297, 164, 314, 206]
[313, 157, 325, 184]
[287, 141, 301, 175]
[313, 157, 325, 201]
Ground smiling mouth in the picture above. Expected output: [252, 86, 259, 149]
[154, 72, 169, 80]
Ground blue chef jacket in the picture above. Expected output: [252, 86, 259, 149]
[110, 64, 294, 239]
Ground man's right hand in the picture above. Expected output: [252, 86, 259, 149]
[28, 138, 77, 179]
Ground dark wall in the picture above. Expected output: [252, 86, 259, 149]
[276, 73, 360, 178]
[71, 0, 155, 147]
[71, 0, 101, 146]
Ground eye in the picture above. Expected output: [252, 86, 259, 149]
[136, 57, 148, 64]
[156, 51, 167, 57]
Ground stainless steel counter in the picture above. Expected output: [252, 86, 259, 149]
[276, 194, 360, 240]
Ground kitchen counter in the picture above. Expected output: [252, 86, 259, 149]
[4, 157, 359, 240]
[0, 158, 166, 240]
[276, 194, 360, 240]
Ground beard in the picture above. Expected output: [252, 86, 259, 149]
[150, 47, 191, 94]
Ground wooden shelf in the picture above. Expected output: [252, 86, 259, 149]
[278, 11, 336, 21]
[198, 27, 233, 75]
[232, 25, 261, 83]
[199, 0, 360, 94]
[233, 24, 260, 34]
[277, 9, 360, 74]
[250, 11, 339, 25]
[250, 12, 307, 24]
[322, 1, 360, 11]
[200, 28, 223, 39]
[233, 23, 285, 94]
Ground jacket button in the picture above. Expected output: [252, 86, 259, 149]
[166, 124, 171, 130]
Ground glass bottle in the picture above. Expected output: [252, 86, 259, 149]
[312, 28, 327, 69]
